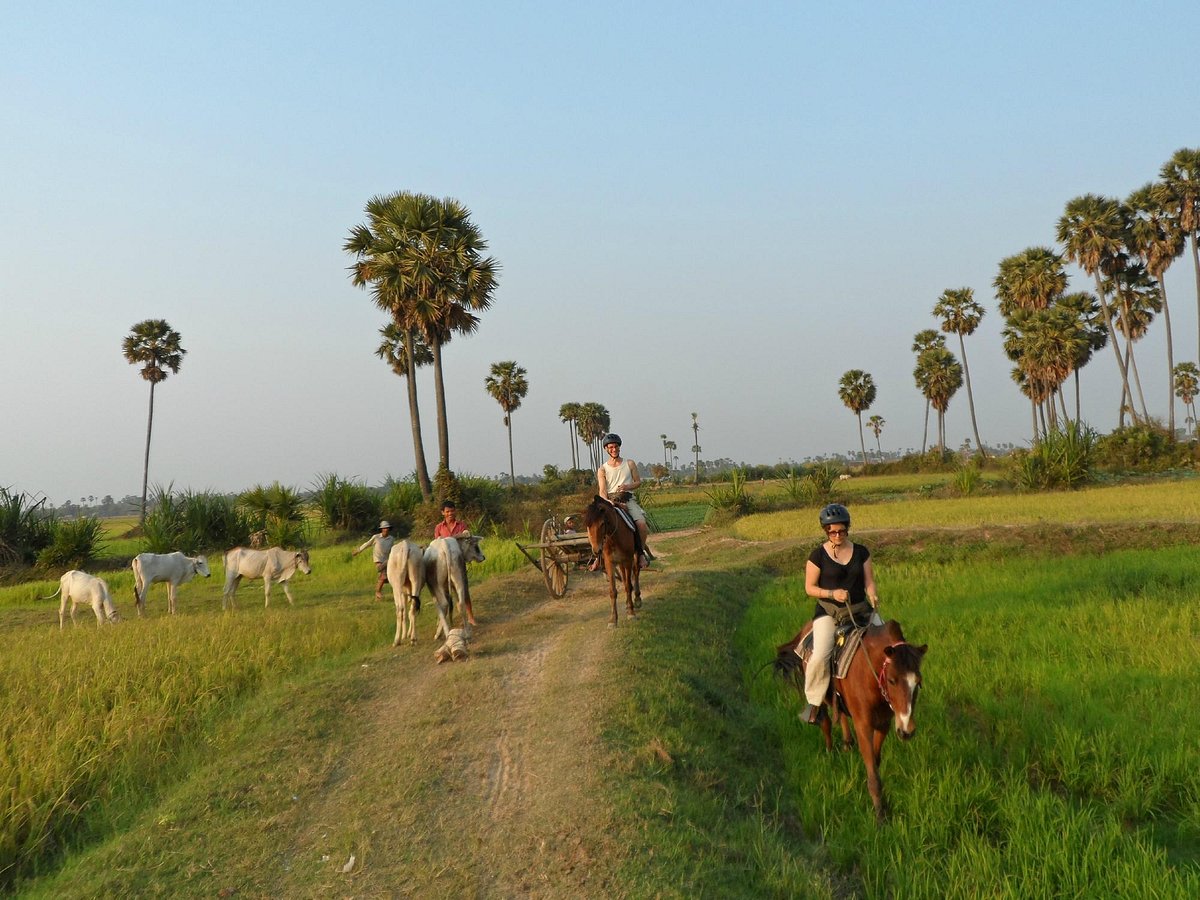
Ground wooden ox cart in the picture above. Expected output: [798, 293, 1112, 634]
[514, 513, 596, 598]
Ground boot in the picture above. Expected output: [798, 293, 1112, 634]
[801, 703, 826, 725]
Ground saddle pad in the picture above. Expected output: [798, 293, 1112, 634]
[797, 626, 866, 679]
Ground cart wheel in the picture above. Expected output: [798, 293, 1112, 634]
[542, 546, 569, 597]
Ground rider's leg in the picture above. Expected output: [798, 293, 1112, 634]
[803, 615, 836, 721]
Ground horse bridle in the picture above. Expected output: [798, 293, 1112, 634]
[867, 641, 920, 711]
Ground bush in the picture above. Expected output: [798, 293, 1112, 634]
[953, 462, 981, 495]
[36, 517, 105, 569]
[0, 488, 55, 568]
[705, 469, 754, 517]
[1008, 423, 1096, 490]
[1094, 424, 1190, 473]
[143, 487, 252, 553]
[313, 473, 382, 533]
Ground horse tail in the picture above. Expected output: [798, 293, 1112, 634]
[770, 631, 807, 685]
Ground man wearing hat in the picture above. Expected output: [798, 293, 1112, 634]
[353, 520, 395, 600]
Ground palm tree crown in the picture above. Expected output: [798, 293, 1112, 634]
[123, 319, 186, 524]
[838, 370, 877, 466]
[485, 361, 529, 488]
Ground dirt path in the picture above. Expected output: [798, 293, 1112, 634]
[272, 561, 643, 897]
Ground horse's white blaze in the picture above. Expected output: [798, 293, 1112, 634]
[893, 671, 920, 732]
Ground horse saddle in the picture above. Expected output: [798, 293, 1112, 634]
[796, 623, 867, 680]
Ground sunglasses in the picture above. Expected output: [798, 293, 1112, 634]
[825, 528, 848, 536]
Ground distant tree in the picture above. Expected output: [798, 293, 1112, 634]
[485, 361, 529, 488]
[837, 370, 877, 466]
[123, 319, 185, 524]
[664, 439, 677, 471]
[911, 330, 945, 454]
[919, 350, 962, 453]
[559, 403, 582, 470]
[1057, 194, 1137, 424]
[1173, 362, 1200, 436]
[1159, 149, 1200, 360]
[867, 415, 886, 461]
[933, 287, 986, 457]
[1104, 263, 1162, 423]
[660, 434, 669, 468]
[1056, 291, 1108, 424]
[1128, 181, 1186, 436]
[691, 412, 701, 483]
[576, 402, 609, 469]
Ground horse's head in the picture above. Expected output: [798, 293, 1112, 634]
[882, 641, 927, 740]
[582, 496, 612, 555]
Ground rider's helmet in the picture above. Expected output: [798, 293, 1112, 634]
[818, 503, 851, 528]
[601, 433, 622, 448]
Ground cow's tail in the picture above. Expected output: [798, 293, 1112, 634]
[40, 586, 63, 601]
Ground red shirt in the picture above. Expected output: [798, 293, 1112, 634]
[434, 519, 468, 539]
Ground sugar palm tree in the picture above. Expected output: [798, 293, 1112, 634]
[485, 361, 529, 487]
[691, 412, 701, 483]
[1104, 263, 1162, 423]
[867, 415, 886, 461]
[933, 287, 986, 456]
[345, 191, 498, 495]
[921, 350, 962, 454]
[1056, 291, 1108, 424]
[838, 370, 877, 467]
[123, 319, 186, 524]
[1057, 195, 1137, 424]
[1173, 362, 1200, 436]
[576, 402, 609, 469]
[559, 402, 582, 470]
[664, 439, 677, 471]
[1159, 148, 1200, 360]
[1129, 181, 1187, 436]
[994, 247, 1067, 317]
[911, 330, 945, 453]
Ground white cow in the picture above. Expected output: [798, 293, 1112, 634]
[43, 570, 121, 629]
[131, 552, 212, 616]
[386, 539, 426, 646]
[222, 547, 311, 609]
[423, 534, 485, 641]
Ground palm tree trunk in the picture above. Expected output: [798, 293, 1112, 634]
[875, 433, 883, 461]
[921, 400, 930, 455]
[1056, 388, 1069, 426]
[140, 381, 156, 524]
[506, 416, 516, 488]
[1124, 339, 1150, 422]
[1191, 233, 1200, 364]
[430, 338, 450, 471]
[856, 411, 868, 467]
[957, 334, 986, 457]
[1030, 398, 1039, 443]
[1095, 273, 1136, 425]
[403, 330, 433, 501]
[1038, 403, 1049, 438]
[1161, 280, 1176, 438]
[1074, 370, 1082, 426]
[937, 409, 945, 454]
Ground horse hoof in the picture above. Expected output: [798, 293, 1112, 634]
[607, 621, 616, 629]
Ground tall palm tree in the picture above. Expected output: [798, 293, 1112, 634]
[911, 330, 945, 454]
[838, 370, 877, 467]
[1056, 291, 1108, 424]
[1057, 195, 1137, 424]
[1159, 149, 1200, 360]
[933, 287, 986, 456]
[485, 361, 529, 487]
[691, 412, 701, 483]
[1128, 181, 1187, 436]
[994, 247, 1067, 317]
[1173, 362, 1200, 436]
[664, 439, 677, 471]
[123, 319, 186, 524]
[559, 402, 581, 470]
[1104, 263, 1162, 423]
[345, 192, 499, 495]
[576, 402, 609, 469]
[919, 350, 961, 453]
[867, 414, 886, 461]
[660, 434, 669, 468]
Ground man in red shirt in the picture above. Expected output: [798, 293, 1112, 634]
[433, 501, 468, 539]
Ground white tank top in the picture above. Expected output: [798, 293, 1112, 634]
[603, 459, 633, 495]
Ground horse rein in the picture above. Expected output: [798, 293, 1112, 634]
[866, 641, 914, 710]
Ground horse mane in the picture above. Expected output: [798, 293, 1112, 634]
[582, 495, 609, 527]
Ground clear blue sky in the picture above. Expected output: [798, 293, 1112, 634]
[3, 1, 1198, 505]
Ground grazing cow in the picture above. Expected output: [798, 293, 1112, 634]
[43, 570, 121, 629]
[131, 551, 212, 616]
[222, 547, 311, 609]
[423, 534, 485, 641]
[386, 539, 425, 646]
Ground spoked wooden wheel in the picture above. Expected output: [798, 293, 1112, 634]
[540, 519, 568, 597]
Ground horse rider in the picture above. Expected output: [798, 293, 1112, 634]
[594, 432, 654, 569]
[800, 503, 882, 724]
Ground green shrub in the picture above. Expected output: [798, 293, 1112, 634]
[953, 462, 981, 495]
[705, 469, 754, 517]
[36, 517, 105, 569]
[1094, 424, 1188, 472]
[143, 487, 251, 553]
[1009, 423, 1096, 490]
[313, 473, 382, 533]
[0, 488, 55, 567]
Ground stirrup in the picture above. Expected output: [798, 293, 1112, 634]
[801, 703, 826, 725]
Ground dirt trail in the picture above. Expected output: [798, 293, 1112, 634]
[275, 559, 644, 897]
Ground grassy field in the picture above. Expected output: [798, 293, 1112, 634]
[3, 478, 1199, 896]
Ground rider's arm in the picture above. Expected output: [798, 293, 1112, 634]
[863, 559, 879, 607]
[625, 460, 642, 492]
[596, 467, 610, 500]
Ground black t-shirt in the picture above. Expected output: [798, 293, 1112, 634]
[808, 543, 871, 619]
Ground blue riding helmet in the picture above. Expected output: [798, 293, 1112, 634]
[601, 433, 622, 448]
[819, 503, 850, 528]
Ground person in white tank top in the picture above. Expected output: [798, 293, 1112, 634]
[594, 433, 653, 568]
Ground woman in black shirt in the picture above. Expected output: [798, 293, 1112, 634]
[800, 503, 881, 724]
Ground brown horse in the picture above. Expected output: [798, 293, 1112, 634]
[775, 619, 926, 822]
[583, 495, 642, 626]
